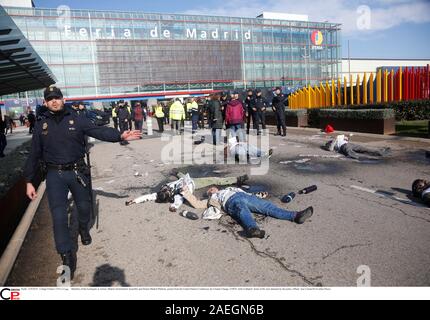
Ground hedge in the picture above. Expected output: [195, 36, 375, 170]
[318, 109, 394, 120]
[305, 100, 429, 126]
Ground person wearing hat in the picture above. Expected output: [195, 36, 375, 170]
[254, 89, 268, 134]
[245, 89, 256, 135]
[24, 85, 141, 280]
[272, 87, 288, 136]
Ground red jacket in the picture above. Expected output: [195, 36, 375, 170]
[225, 100, 245, 125]
[133, 106, 144, 121]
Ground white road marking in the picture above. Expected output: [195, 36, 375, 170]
[350, 185, 430, 209]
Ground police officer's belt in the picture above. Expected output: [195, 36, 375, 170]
[46, 159, 86, 171]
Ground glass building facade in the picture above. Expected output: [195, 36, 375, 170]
[4, 6, 341, 99]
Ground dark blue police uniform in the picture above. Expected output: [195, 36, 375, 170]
[272, 88, 288, 136]
[24, 103, 122, 255]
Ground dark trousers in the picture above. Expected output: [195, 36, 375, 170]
[0, 133, 6, 156]
[134, 120, 143, 132]
[275, 111, 286, 134]
[156, 117, 164, 132]
[340, 143, 390, 160]
[172, 120, 182, 132]
[29, 123, 35, 134]
[192, 114, 199, 133]
[46, 169, 91, 254]
[119, 120, 129, 134]
[113, 117, 119, 131]
[257, 111, 266, 130]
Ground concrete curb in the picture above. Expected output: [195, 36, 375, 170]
[0, 181, 46, 286]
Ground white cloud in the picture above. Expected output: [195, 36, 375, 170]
[181, 0, 430, 36]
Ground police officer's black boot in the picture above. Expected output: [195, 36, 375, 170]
[79, 227, 92, 246]
[60, 251, 76, 280]
[282, 128, 287, 137]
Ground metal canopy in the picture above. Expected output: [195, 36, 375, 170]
[0, 5, 55, 96]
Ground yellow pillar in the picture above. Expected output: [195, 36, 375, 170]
[390, 69, 394, 102]
[344, 76, 347, 105]
[376, 69, 382, 103]
[369, 73, 374, 104]
[363, 73, 368, 105]
[331, 81, 335, 106]
[326, 82, 330, 107]
[356, 74, 361, 105]
[321, 83, 326, 107]
[316, 87, 321, 107]
[307, 86, 311, 109]
[350, 74, 354, 105]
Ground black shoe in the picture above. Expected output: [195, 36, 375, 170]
[274, 132, 282, 136]
[294, 207, 314, 224]
[237, 174, 249, 187]
[246, 228, 266, 239]
[426, 151, 430, 159]
[120, 140, 129, 146]
[60, 251, 76, 280]
[79, 228, 92, 246]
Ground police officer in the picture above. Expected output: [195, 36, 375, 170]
[272, 87, 288, 137]
[117, 101, 132, 145]
[24, 86, 141, 279]
[245, 89, 255, 135]
[254, 89, 268, 135]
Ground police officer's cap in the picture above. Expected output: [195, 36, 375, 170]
[256, 89, 262, 93]
[44, 85, 63, 100]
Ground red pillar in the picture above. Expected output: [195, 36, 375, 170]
[404, 67, 408, 101]
[426, 65, 430, 99]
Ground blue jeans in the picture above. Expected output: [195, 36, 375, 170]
[192, 114, 199, 132]
[46, 169, 91, 254]
[224, 193, 296, 230]
[228, 124, 245, 142]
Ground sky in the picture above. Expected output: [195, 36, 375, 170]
[34, 0, 430, 59]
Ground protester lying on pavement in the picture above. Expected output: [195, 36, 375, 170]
[323, 134, 391, 161]
[412, 179, 430, 206]
[126, 172, 249, 212]
[224, 137, 273, 162]
[180, 186, 314, 239]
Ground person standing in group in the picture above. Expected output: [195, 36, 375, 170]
[24, 86, 141, 280]
[208, 93, 224, 145]
[225, 91, 246, 142]
[117, 102, 132, 145]
[220, 92, 230, 122]
[190, 98, 200, 134]
[112, 104, 119, 131]
[254, 89, 268, 135]
[154, 103, 165, 133]
[19, 114, 25, 126]
[245, 89, 256, 135]
[163, 102, 170, 125]
[272, 87, 288, 137]
[27, 110, 36, 134]
[197, 98, 206, 130]
[170, 98, 185, 135]
[132, 102, 144, 133]
[124, 102, 132, 130]
[0, 112, 7, 158]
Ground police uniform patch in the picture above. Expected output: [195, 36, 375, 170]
[42, 122, 48, 135]
[69, 120, 74, 125]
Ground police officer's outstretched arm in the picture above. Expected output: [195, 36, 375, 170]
[24, 122, 43, 200]
[80, 116, 141, 142]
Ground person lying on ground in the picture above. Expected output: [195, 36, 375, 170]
[180, 186, 313, 239]
[323, 134, 391, 161]
[125, 172, 250, 212]
[412, 179, 430, 207]
[224, 137, 273, 162]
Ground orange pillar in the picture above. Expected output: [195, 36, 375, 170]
[343, 76, 348, 105]
[363, 73, 368, 105]
[350, 74, 354, 105]
[356, 74, 361, 105]
[369, 73, 374, 104]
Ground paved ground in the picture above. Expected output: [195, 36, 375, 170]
[7, 121, 430, 287]
[3, 126, 32, 156]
